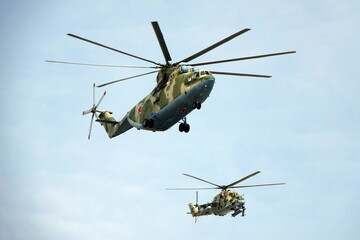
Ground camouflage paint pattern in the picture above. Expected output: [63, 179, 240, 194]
[188, 189, 245, 217]
[99, 65, 215, 138]
[128, 66, 214, 125]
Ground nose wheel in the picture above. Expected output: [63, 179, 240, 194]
[179, 117, 190, 133]
[192, 101, 201, 110]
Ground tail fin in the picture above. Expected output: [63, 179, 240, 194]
[188, 203, 200, 217]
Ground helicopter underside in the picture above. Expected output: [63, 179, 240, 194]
[216, 201, 246, 217]
[129, 78, 215, 132]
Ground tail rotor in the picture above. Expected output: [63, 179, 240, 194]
[195, 191, 199, 223]
[83, 83, 106, 139]
[195, 191, 198, 206]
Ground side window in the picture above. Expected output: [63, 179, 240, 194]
[195, 72, 200, 78]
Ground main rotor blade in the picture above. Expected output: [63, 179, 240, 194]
[67, 33, 162, 66]
[226, 171, 261, 188]
[46, 60, 159, 69]
[229, 183, 286, 189]
[178, 28, 250, 64]
[166, 183, 285, 190]
[166, 187, 219, 190]
[182, 173, 222, 188]
[211, 71, 271, 78]
[151, 21, 172, 63]
[97, 70, 158, 88]
[191, 51, 297, 66]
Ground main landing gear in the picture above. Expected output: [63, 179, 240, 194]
[232, 206, 246, 217]
[179, 102, 200, 133]
[179, 117, 190, 133]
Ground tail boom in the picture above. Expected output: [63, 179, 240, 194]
[98, 111, 133, 138]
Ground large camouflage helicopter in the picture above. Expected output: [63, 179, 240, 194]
[167, 171, 285, 219]
[47, 21, 295, 139]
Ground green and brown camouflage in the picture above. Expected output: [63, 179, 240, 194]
[128, 66, 214, 123]
[170, 171, 285, 218]
[98, 65, 215, 137]
[71, 21, 295, 139]
[188, 189, 245, 217]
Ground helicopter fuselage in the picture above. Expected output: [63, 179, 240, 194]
[127, 66, 215, 132]
[188, 189, 246, 217]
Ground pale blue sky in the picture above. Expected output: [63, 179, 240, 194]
[1, 1, 359, 240]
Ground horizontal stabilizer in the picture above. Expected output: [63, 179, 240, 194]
[96, 119, 118, 124]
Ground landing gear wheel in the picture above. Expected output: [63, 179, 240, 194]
[192, 102, 201, 110]
[179, 117, 190, 133]
[184, 124, 190, 133]
[192, 102, 197, 109]
[196, 102, 201, 110]
[179, 123, 185, 132]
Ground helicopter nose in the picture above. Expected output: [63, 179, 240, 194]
[203, 78, 215, 92]
[204, 78, 215, 87]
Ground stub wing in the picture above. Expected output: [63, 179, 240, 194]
[97, 112, 133, 138]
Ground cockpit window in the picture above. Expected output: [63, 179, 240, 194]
[194, 71, 211, 78]
[200, 71, 210, 76]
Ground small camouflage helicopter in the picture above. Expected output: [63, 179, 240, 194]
[167, 171, 285, 219]
[47, 21, 295, 139]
